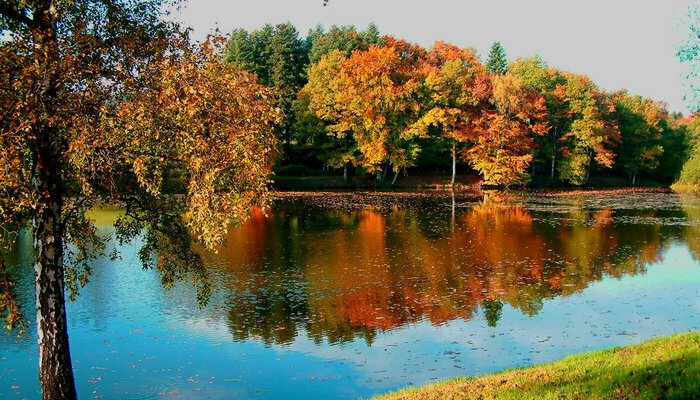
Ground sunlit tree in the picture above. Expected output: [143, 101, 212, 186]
[459, 73, 549, 185]
[557, 73, 619, 185]
[0, 2, 278, 398]
[410, 42, 484, 187]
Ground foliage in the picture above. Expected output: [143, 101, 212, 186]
[224, 23, 308, 148]
[0, 1, 279, 397]
[557, 73, 619, 185]
[459, 73, 549, 185]
[676, 116, 700, 186]
[234, 21, 688, 186]
[410, 42, 483, 142]
[509, 57, 569, 180]
[300, 50, 358, 171]
[678, 155, 700, 185]
[653, 118, 689, 183]
[612, 92, 665, 184]
[0, 258, 23, 333]
[485, 41, 508, 75]
[678, 5, 700, 111]
[303, 39, 426, 177]
[105, 38, 280, 249]
[307, 23, 383, 65]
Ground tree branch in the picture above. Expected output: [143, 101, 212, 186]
[0, 4, 36, 28]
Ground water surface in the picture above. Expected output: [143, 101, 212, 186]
[1, 190, 699, 399]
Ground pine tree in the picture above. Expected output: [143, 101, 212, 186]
[486, 41, 508, 75]
[224, 29, 256, 72]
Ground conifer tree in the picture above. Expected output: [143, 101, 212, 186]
[486, 41, 508, 75]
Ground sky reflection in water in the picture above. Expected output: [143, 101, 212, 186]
[1, 191, 699, 399]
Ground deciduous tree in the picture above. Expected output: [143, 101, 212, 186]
[459, 74, 549, 186]
[612, 92, 665, 185]
[0, 2, 278, 398]
[304, 40, 426, 183]
[557, 73, 619, 185]
[410, 42, 484, 187]
[509, 56, 569, 180]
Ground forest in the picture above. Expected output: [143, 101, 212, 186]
[222, 22, 700, 187]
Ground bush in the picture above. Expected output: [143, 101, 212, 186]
[678, 155, 700, 185]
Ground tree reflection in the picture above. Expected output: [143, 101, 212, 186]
[210, 193, 690, 346]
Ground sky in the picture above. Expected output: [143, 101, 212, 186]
[174, 0, 697, 114]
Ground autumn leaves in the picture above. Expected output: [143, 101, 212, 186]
[303, 39, 549, 186]
[301, 38, 664, 186]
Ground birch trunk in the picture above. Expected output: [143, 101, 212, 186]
[30, 3, 78, 397]
[391, 167, 401, 186]
[451, 141, 456, 188]
[32, 138, 77, 400]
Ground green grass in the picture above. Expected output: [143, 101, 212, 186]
[369, 332, 700, 400]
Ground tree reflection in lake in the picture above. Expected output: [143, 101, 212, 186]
[208, 190, 692, 346]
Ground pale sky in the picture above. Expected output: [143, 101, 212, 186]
[174, 0, 697, 113]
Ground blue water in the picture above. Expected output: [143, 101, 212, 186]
[1, 191, 699, 399]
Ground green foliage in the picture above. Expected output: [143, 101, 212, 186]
[481, 299, 503, 327]
[224, 23, 309, 149]
[678, 6, 700, 111]
[612, 93, 665, 184]
[486, 41, 508, 75]
[654, 119, 689, 183]
[557, 73, 619, 185]
[308, 23, 383, 65]
[672, 115, 700, 186]
[678, 155, 700, 185]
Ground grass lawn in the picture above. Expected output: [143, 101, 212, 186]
[369, 332, 699, 400]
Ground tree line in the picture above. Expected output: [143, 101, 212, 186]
[224, 22, 696, 187]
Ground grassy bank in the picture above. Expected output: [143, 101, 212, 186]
[370, 332, 699, 400]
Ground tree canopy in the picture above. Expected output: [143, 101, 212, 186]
[0, 1, 278, 398]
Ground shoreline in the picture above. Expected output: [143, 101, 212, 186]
[368, 332, 700, 400]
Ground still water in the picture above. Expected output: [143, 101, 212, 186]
[1, 190, 699, 399]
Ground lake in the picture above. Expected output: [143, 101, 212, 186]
[1, 190, 699, 399]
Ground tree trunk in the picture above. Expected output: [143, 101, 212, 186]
[30, 3, 77, 397]
[32, 141, 77, 400]
[632, 171, 636, 186]
[550, 154, 556, 180]
[391, 167, 401, 186]
[343, 162, 348, 181]
[550, 130, 557, 181]
[451, 141, 457, 188]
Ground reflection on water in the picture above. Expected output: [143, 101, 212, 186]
[214, 191, 691, 347]
[1, 190, 699, 400]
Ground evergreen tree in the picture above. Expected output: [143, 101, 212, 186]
[308, 23, 383, 65]
[224, 23, 310, 154]
[268, 23, 309, 147]
[224, 29, 256, 72]
[360, 22, 383, 46]
[486, 41, 508, 75]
